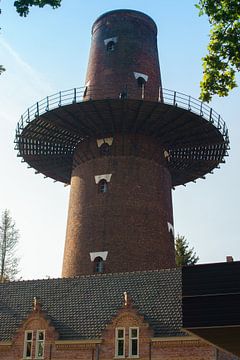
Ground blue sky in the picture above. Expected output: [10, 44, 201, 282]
[0, 0, 239, 279]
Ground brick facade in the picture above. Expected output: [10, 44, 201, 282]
[0, 299, 234, 360]
[62, 134, 175, 277]
[85, 10, 161, 101]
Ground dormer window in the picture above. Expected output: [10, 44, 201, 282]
[107, 41, 115, 52]
[94, 256, 104, 273]
[35, 330, 45, 359]
[23, 331, 33, 359]
[115, 328, 125, 358]
[99, 179, 108, 193]
[129, 327, 139, 357]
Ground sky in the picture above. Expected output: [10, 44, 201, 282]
[0, 0, 239, 280]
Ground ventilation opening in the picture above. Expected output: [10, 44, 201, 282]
[98, 179, 108, 193]
[99, 142, 110, 156]
[107, 41, 115, 52]
[94, 257, 104, 273]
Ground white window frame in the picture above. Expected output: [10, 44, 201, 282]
[115, 327, 125, 358]
[129, 327, 139, 358]
[35, 330, 45, 359]
[23, 330, 33, 359]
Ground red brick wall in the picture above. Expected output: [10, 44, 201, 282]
[62, 134, 175, 277]
[85, 9, 162, 101]
[0, 305, 236, 360]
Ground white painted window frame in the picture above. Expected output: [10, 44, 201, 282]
[35, 330, 45, 359]
[23, 330, 33, 359]
[129, 327, 139, 358]
[115, 327, 125, 358]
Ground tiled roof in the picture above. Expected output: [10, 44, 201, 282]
[0, 268, 184, 341]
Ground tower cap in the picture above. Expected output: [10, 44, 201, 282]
[92, 9, 157, 35]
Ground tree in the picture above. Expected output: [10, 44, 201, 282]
[0, 209, 20, 282]
[0, 65, 5, 75]
[175, 234, 199, 266]
[196, 0, 240, 102]
[0, 1, 62, 73]
[14, 0, 62, 17]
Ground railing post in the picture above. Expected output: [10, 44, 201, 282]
[217, 114, 221, 129]
[209, 108, 213, 123]
[46, 96, 49, 111]
[58, 91, 62, 107]
[173, 91, 176, 106]
[73, 88, 77, 103]
[27, 109, 30, 123]
[36, 102, 39, 118]
[200, 102, 203, 116]
[188, 96, 191, 110]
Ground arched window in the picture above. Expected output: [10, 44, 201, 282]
[94, 257, 104, 273]
[137, 76, 146, 88]
[99, 142, 110, 156]
[98, 179, 108, 193]
[107, 41, 115, 52]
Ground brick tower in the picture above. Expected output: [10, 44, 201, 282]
[15, 9, 229, 277]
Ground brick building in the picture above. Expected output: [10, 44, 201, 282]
[0, 8, 234, 360]
[0, 269, 235, 359]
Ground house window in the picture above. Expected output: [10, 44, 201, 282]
[115, 328, 125, 358]
[107, 41, 115, 51]
[129, 327, 139, 357]
[98, 179, 108, 193]
[35, 330, 45, 359]
[23, 331, 33, 359]
[94, 256, 104, 273]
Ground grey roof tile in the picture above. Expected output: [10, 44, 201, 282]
[0, 268, 184, 340]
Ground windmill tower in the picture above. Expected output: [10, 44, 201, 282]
[15, 9, 229, 277]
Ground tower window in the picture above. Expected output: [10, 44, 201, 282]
[107, 41, 115, 52]
[98, 179, 108, 193]
[94, 257, 104, 273]
[99, 142, 110, 156]
[137, 76, 146, 88]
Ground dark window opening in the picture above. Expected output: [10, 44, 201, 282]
[98, 179, 108, 193]
[107, 41, 115, 51]
[94, 257, 104, 273]
[137, 76, 146, 88]
[99, 142, 110, 156]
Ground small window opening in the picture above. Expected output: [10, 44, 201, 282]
[107, 41, 115, 52]
[137, 77, 146, 88]
[98, 179, 108, 193]
[94, 257, 104, 273]
[100, 142, 110, 156]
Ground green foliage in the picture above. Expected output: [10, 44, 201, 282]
[0, 210, 20, 282]
[175, 234, 199, 267]
[0, 65, 5, 75]
[14, 0, 62, 17]
[196, 0, 240, 101]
